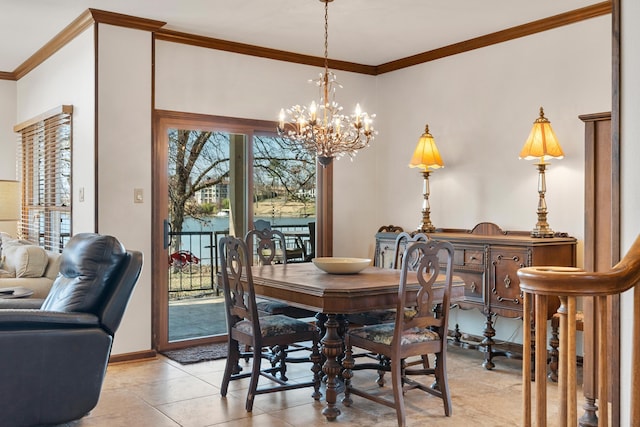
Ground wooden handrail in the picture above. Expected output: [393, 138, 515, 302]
[518, 233, 640, 426]
[518, 233, 640, 296]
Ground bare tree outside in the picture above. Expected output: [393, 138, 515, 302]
[168, 129, 316, 237]
[253, 134, 316, 219]
[168, 129, 229, 237]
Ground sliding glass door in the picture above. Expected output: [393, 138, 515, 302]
[153, 111, 316, 351]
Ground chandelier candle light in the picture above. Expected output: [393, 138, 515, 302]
[519, 107, 564, 238]
[409, 125, 444, 233]
[277, 0, 376, 167]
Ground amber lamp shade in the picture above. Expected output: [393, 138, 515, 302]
[519, 107, 564, 238]
[409, 125, 444, 170]
[519, 107, 564, 162]
[409, 124, 444, 234]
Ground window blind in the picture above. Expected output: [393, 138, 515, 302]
[14, 105, 73, 252]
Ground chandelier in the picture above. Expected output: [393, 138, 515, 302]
[277, 0, 376, 167]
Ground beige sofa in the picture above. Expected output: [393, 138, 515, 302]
[0, 233, 61, 299]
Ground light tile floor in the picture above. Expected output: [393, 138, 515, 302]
[57, 345, 581, 427]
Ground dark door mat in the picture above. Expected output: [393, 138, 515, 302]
[160, 342, 228, 364]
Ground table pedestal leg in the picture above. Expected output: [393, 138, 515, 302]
[321, 313, 343, 421]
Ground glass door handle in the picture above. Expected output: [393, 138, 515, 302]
[163, 219, 171, 249]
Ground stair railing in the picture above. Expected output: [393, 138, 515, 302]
[518, 234, 640, 427]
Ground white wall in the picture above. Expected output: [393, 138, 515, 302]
[14, 23, 153, 356]
[376, 16, 610, 246]
[374, 16, 611, 342]
[16, 27, 96, 233]
[0, 80, 17, 180]
[97, 24, 153, 355]
[620, 0, 640, 422]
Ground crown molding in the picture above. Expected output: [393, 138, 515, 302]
[9, 9, 165, 81]
[0, 1, 611, 81]
[13, 10, 94, 80]
[88, 9, 166, 32]
[376, 1, 612, 74]
[155, 29, 377, 75]
[0, 71, 16, 81]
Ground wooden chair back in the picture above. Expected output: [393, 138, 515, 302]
[395, 240, 455, 349]
[245, 228, 288, 266]
[392, 231, 430, 270]
[219, 236, 262, 346]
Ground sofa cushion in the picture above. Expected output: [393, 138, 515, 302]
[1, 244, 48, 278]
[41, 233, 126, 313]
[43, 251, 62, 280]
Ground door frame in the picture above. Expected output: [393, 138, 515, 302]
[152, 109, 330, 351]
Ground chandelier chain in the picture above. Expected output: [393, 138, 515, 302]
[324, 0, 329, 75]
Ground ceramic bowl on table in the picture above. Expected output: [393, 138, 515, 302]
[311, 257, 372, 274]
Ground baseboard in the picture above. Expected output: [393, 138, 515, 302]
[109, 349, 157, 364]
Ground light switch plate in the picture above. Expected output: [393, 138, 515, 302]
[134, 188, 143, 203]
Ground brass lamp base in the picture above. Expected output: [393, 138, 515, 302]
[419, 223, 436, 234]
[418, 170, 436, 234]
[530, 162, 554, 238]
[530, 228, 555, 238]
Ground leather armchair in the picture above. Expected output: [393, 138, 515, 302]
[0, 233, 143, 427]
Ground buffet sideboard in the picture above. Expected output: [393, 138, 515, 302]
[374, 222, 577, 369]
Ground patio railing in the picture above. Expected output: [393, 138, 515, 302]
[168, 231, 217, 299]
[168, 223, 312, 299]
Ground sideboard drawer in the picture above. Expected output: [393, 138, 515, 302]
[463, 249, 484, 266]
[456, 270, 484, 303]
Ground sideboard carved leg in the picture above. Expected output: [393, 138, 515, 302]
[453, 323, 462, 343]
[579, 399, 598, 427]
[481, 312, 496, 370]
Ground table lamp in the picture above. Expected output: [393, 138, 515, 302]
[519, 107, 564, 238]
[409, 124, 444, 233]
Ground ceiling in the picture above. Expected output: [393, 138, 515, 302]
[1, 0, 603, 73]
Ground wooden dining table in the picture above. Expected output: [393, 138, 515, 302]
[247, 262, 463, 422]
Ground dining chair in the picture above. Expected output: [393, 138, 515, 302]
[347, 232, 432, 384]
[246, 227, 288, 267]
[219, 236, 322, 411]
[253, 219, 306, 262]
[245, 228, 316, 319]
[244, 228, 317, 376]
[347, 232, 429, 326]
[342, 240, 455, 427]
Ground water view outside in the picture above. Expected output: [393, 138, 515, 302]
[166, 129, 316, 341]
